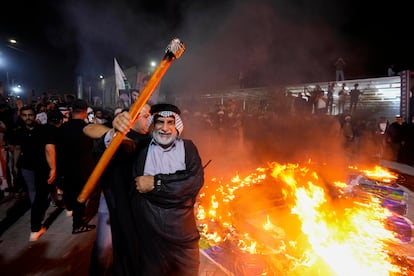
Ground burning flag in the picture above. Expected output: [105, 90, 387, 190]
[197, 162, 414, 275]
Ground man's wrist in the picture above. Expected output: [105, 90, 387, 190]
[154, 175, 162, 192]
[126, 129, 139, 140]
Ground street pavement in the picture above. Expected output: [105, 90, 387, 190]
[0, 160, 413, 275]
[0, 194, 228, 276]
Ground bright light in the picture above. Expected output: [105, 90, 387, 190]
[99, 75, 104, 79]
[8, 39, 17, 44]
[150, 61, 157, 67]
[12, 85, 22, 93]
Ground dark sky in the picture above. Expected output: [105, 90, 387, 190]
[0, 0, 412, 96]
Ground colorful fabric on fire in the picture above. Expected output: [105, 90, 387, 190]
[147, 110, 184, 136]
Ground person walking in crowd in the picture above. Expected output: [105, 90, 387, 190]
[45, 109, 65, 207]
[384, 115, 407, 161]
[9, 106, 58, 241]
[337, 83, 347, 114]
[56, 99, 96, 234]
[84, 104, 151, 275]
[35, 103, 48, 125]
[327, 83, 335, 115]
[0, 119, 10, 198]
[294, 93, 308, 115]
[398, 115, 414, 165]
[94, 103, 204, 275]
[375, 116, 389, 158]
[315, 86, 328, 115]
[94, 108, 108, 125]
[130, 89, 140, 104]
[335, 57, 346, 81]
[349, 83, 362, 113]
[341, 115, 354, 149]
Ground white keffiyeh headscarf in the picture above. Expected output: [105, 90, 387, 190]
[147, 110, 184, 136]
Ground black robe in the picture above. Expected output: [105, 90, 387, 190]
[94, 136, 204, 276]
[129, 139, 204, 276]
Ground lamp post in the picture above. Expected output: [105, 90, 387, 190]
[99, 75, 105, 107]
[2, 38, 25, 98]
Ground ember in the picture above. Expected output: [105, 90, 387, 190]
[197, 162, 414, 275]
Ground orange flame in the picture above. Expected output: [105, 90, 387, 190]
[197, 162, 404, 275]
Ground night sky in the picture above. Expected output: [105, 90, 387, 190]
[0, 0, 412, 97]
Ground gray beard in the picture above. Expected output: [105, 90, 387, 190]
[152, 131, 177, 148]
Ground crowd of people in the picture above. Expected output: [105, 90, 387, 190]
[0, 85, 413, 275]
[179, 92, 414, 169]
[0, 92, 206, 275]
[0, 96, 101, 241]
[289, 82, 363, 117]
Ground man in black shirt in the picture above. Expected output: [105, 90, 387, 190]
[57, 99, 96, 234]
[9, 106, 57, 241]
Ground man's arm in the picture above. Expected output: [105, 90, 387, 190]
[83, 111, 136, 140]
[83, 123, 111, 139]
[138, 140, 204, 206]
[45, 144, 56, 184]
[11, 145, 21, 175]
[85, 111, 146, 163]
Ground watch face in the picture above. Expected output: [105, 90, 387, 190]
[156, 179, 162, 191]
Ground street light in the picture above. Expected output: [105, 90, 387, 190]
[12, 84, 22, 94]
[149, 61, 157, 72]
[100, 75, 105, 107]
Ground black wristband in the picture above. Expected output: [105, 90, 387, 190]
[126, 129, 139, 140]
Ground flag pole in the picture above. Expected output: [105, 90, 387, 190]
[78, 38, 185, 203]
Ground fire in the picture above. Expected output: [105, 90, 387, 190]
[350, 165, 398, 183]
[197, 162, 408, 275]
[291, 183, 398, 275]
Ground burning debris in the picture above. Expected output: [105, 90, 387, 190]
[197, 162, 414, 275]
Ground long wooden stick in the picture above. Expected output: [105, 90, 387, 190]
[77, 38, 185, 203]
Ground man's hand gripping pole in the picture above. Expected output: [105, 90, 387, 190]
[77, 38, 185, 203]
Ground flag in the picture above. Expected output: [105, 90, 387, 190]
[137, 71, 160, 104]
[114, 58, 129, 91]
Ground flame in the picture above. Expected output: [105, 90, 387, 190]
[353, 165, 398, 184]
[361, 165, 397, 181]
[197, 162, 406, 275]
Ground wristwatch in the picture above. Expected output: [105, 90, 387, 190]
[154, 175, 162, 192]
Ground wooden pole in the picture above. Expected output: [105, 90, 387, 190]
[77, 38, 185, 203]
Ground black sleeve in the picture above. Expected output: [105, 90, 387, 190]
[143, 140, 204, 207]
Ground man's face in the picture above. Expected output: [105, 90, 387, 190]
[95, 111, 103, 118]
[152, 116, 177, 146]
[20, 110, 36, 126]
[132, 104, 151, 134]
[131, 91, 139, 102]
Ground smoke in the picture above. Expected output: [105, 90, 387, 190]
[51, 0, 388, 173]
[3, 0, 412, 95]
[168, 1, 350, 94]
[55, 0, 374, 97]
